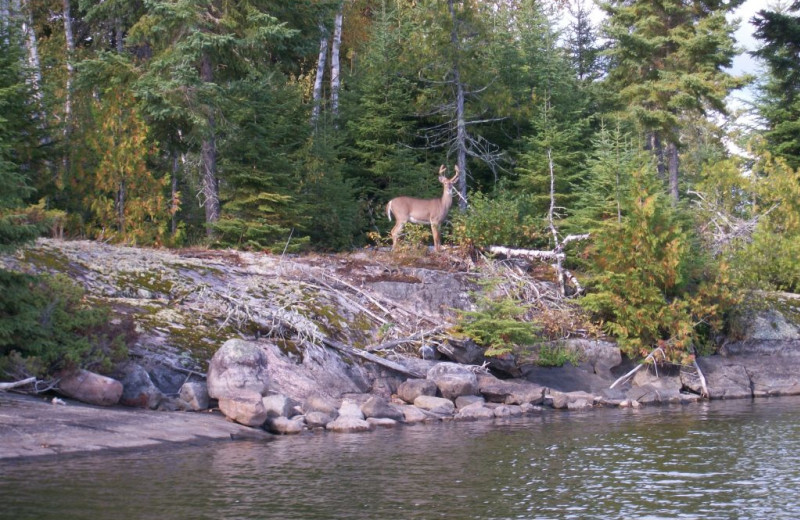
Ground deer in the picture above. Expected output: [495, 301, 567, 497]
[386, 164, 460, 251]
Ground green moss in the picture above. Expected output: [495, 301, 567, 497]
[20, 248, 74, 275]
[116, 270, 175, 296]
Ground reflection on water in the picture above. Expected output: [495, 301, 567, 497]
[2, 397, 800, 520]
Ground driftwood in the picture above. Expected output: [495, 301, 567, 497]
[0, 377, 37, 391]
[609, 347, 665, 389]
[366, 326, 445, 352]
[322, 338, 426, 379]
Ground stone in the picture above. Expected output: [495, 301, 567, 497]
[326, 416, 373, 433]
[493, 404, 522, 417]
[262, 394, 298, 418]
[567, 399, 592, 410]
[398, 404, 428, 423]
[695, 358, 753, 399]
[338, 399, 365, 419]
[547, 390, 596, 409]
[426, 362, 478, 400]
[367, 417, 398, 428]
[57, 369, 123, 407]
[265, 416, 304, 435]
[304, 394, 340, 415]
[112, 362, 164, 409]
[455, 395, 484, 409]
[454, 402, 495, 421]
[304, 411, 333, 429]
[217, 392, 269, 427]
[361, 396, 404, 421]
[438, 337, 484, 365]
[179, 381, 209, 411]
[629, 368, 683, 404]
[396, 378, 437, 404]
[478, 374, 544, 405]
[207, 339, 270, 400]
[413, 395, 455, 415]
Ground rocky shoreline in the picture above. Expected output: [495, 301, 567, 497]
[2, 239, 800, 460]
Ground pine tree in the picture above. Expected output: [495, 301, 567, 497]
[752, 1, 800, 169]
[600, 0, 746, 201]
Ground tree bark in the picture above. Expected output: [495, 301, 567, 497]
[14, 0, 44, 110]
[310, 22, 328, 126]
[200, 52, 220, 232]
[62, 0, 75, 179]
[330, 3, 343, 120]
[667, 140, 679, 203]
[449, 0, 468, 210]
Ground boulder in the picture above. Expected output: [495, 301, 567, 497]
[207, 339, 270, 400]
[547, 390, 596, 409]
[265, 416, 304, 435]
[326, 416, 373, 433]
[478, 374, 544, 405]
[262, 394, 299, 418]
[361, 396, 404, 421]
[438, 337, 484, 365]
[454, 402, 495, 421]
[304, 394, 340, 416]
[426, 363, 478, 400]
[367, 417, 398, 428]
[695, 358, 753, 399]
[413, 395, 455, 415]
[628, 367, 683, 404]
[396, 378, 437, 404]
[571, 339, 622, 379]
[305, 411, 334, 429]
[217, 392, 269, 427]
[338, 399, 366, 419]
[112, 362, 164, 409]
[492, 404, 523, 417]
[455, 395, 484, 409]
[398, 404, 428, 423]
[179, 381, 209, 411]
[57, 369, 123, 407]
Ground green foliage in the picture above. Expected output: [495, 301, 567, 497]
[449, 190, 542, 249]
[0, 272, 134, 380]
[455, 279, 539, 357]
[580, 164, 734, 362]
[536, 343, 582, 367]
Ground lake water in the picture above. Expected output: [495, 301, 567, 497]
[2, 397, 800, 520]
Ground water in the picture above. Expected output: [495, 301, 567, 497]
[2, 397, 800, 520]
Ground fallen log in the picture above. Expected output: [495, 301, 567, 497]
[322, 338, 426, 379]
[0, 377, 37, 391]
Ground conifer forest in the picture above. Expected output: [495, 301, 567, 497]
[2, 0, 800, 370]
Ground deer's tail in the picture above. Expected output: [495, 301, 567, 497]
[386, 201, 393, 222]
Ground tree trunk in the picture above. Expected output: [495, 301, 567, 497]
[171, 152, 180, 236]
[310, 22, 328, 126]
[667, 140, 679, 203]
[2, 0, 9, 42]
[14, 0, 44, 110]
[330, 3, 343, 120]
[200, 52, 220, 232]
[62, 0, 75, 178]
[449, 0, 468, 210]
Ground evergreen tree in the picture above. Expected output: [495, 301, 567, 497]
[600, 0, 746, 201]
[752, 1, 800, 169]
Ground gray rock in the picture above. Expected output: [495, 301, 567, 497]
[113, 362, 164, 409]
[207, 339, 270, 400]
[398, 404, 428, 423]
[478, 374, 544, 405]
[305, 411, 334, 429]
[179, 381, 209, 411]
[413, 395, 455, 415]
[217, 392, 269, 427]
[455, 394, 484, 409]
[695, 358, 753, 399]
[361, 396, 404, 421]
[567, 399, 592, 410]
[262, 394, 298, 418]
[367, 417, 398, 428]
[326, 416, 373, 433]
[265, 416, 304, 434]
[304, 394, 340, 415]
[57, 369, 123, 407]
[426, 362, 478, 400]
[547, 390, 596, 409]
[338, 399, 365, 419]
[438, 337, 484, 364]
[454, 402, 495, 421]
[397, 378, 438, 404]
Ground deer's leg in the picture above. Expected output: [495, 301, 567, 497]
[432, 224, 441, 251]
[390, 221, 405, 250]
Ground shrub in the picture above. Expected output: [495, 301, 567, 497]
[0, 272, 134, 380]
